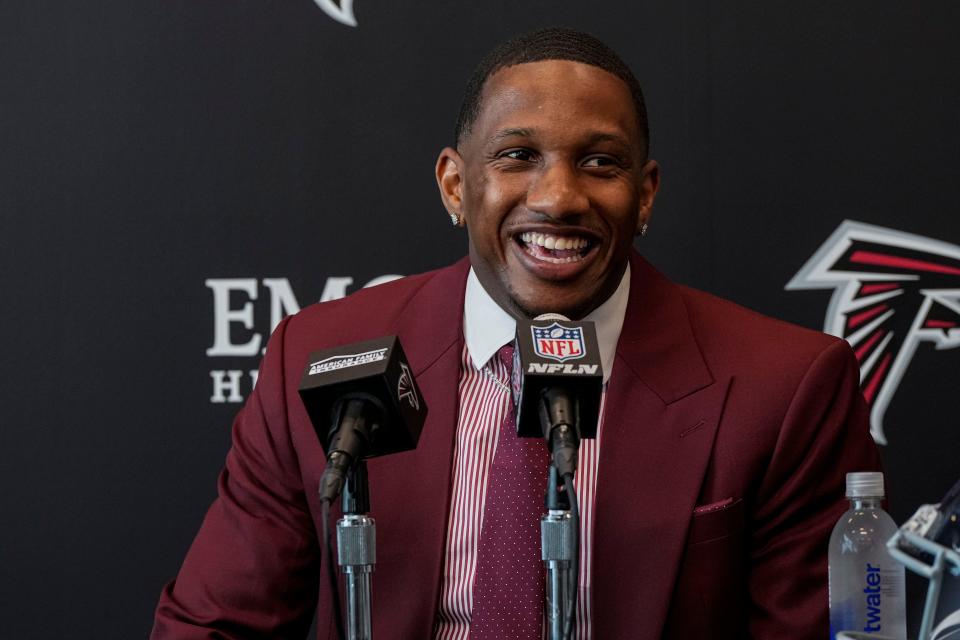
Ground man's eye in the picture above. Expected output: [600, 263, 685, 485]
[582, 156, 619, 168]
[500, 149, 535, 162]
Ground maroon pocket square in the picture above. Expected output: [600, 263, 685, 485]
[693, 496, 738, 515]
[689, 497, 745, 545]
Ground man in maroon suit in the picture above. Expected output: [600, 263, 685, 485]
[153, 28, 880, 638]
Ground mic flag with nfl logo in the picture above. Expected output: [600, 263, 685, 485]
[532, 323, 586, 362]
[513, 316, 603, 441]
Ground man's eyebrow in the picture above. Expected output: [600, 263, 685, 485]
[487, 127, 535, 144]
[583, 131, 632, 147]
[486, 128, 634, 150]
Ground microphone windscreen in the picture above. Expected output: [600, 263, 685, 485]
[297, 335, 427, 458]
[513, 317, 603, 440]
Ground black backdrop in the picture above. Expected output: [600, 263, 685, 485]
[3, 2, 959, 637]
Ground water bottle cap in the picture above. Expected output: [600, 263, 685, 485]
[846, 471, 884, 498]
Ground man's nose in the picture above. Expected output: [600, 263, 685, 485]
[525, 161, 590, 220]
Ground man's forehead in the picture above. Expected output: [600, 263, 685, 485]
[470, 59, 640, 145]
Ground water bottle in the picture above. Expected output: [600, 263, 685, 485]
[828, 471, 907, 639]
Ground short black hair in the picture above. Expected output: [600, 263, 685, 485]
[454, 27, 650, 158]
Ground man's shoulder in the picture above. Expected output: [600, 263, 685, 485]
[671, 282, 866, 462]
[676, 282, 846, 375]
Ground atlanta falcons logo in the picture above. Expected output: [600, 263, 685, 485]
[313, 0, 357, 27]
[787, 220, 960, 445]
[397, 361, 420, 411]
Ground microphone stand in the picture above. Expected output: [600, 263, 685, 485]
[337, 461, 375, 640]
[542, 465, 575, 640]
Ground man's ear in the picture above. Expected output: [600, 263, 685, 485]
[636, 159, 661, 233]
[436, 147, 465, 223]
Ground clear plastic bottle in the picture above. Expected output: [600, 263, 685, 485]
[828, 472, 907, 639]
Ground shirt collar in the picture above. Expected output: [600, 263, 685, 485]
[463, 265, 630, 384]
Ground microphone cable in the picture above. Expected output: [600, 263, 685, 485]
[321, 498, 347, 640]
[562, 473, 580, 640]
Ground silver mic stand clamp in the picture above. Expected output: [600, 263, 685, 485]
[542, 465, 575, 640]
[337, 460, 375, 640]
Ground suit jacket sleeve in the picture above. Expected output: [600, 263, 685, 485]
[151, 315, 320, 639]
[747, 339, 882, 638]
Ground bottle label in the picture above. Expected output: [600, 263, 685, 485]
[860, 561, 904, 634]
[862, 562, 884, 633]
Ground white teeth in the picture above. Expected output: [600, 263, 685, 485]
[519, 232, 589, 251]
[517, 231, 591, 264]
[535, 254, 581, 264]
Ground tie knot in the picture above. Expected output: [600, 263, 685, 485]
[497, 343, 515, 372]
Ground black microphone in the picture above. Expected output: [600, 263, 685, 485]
[513, 314, 603, 477]
[298, 336, 427, 503]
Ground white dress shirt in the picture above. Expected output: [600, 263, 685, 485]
[433, 266, 630, 640]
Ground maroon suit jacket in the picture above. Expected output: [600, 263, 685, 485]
[153, 252, 881, 639]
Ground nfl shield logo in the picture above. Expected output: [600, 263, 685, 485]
[532, 323, 586, 362]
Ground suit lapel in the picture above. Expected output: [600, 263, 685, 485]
[364, 259, 470, 638]
[593, 254, 731, 639]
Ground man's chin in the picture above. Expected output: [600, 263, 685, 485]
[503, 263, 627, 320]
[475, 256, 615, 319]
[507, 285, 597, 321]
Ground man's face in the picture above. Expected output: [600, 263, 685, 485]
[437, 59, 659, 319]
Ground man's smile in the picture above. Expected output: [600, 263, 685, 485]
[517, 231, 592, 261]
[509, 228, 602, 278]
